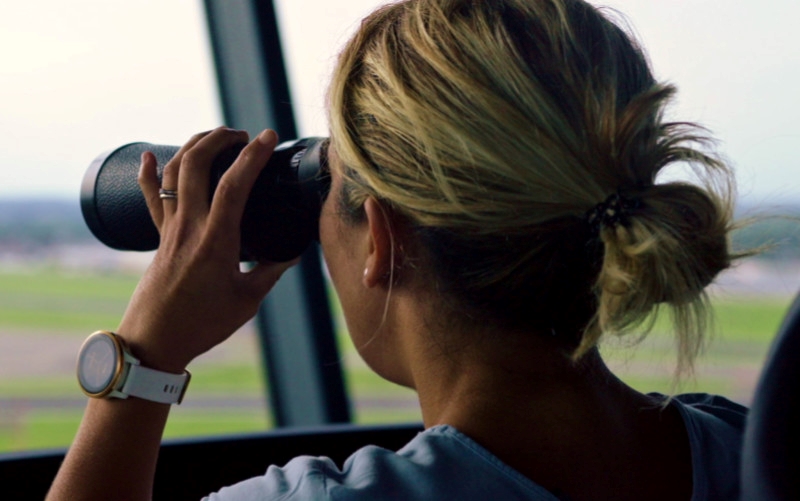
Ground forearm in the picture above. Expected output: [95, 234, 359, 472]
[46, 397, 170, 501]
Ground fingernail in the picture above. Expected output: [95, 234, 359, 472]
[257, 129, 277, 145]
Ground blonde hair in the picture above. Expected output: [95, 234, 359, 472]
[328, 0, 735, 376]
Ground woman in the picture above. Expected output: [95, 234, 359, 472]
[48, 0, 745, 499]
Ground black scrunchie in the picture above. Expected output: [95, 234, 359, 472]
[586, 192, 641, 232]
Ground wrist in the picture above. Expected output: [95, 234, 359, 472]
[114, 321, 192, 374]
[121, 337, 190, 375]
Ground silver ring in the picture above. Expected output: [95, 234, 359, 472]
[159, 188, 178, 200]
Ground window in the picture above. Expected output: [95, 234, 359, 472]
[1, 0, 798, 455]
[0, 0, 274, 453]
[585, 0, 800, 400]
[274, 0, 423, 425]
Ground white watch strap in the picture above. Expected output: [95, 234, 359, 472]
[121, 364, 191, 404]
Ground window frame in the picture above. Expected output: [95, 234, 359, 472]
[202, 0, 351, 427]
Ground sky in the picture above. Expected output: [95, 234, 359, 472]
[0, 0, 798, 206]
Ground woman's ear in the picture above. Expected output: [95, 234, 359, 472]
[362, 197, 395, 288]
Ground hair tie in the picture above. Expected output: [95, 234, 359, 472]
[586, 192, 641, 232]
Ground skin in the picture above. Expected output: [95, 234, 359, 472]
[47, 128, 693, 501]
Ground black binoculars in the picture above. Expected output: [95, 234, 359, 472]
[80, 137, 330, 262]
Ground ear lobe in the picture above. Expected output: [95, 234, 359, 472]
[362, 197, 394, 288]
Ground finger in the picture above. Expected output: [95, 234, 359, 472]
[160, 130, 215, 217]
[177, 127, 250, 216]
[208, 129, 278, 237]
[138, 151, 164, 230]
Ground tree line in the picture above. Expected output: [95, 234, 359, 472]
[1, 199, 799, 260]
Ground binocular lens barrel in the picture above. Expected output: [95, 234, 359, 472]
[80, 137, 330, 262]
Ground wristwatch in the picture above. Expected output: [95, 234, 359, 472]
[77, 330, 191, 404]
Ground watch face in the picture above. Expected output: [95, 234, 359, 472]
[78, 333, 120, 395]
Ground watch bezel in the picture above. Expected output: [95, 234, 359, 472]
[77, 330, 127, 399]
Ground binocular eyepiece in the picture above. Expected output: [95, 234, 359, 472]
[81, 137, 330, 262]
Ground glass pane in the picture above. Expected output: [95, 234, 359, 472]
[276, 0, 800, 421]
[586, 0, 800, 402]
[275, 0, 423, 424]
[0, 0, 271, 453]
[275, 0, 391, 138]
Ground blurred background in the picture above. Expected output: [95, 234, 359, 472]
[1, 0, 799, 452]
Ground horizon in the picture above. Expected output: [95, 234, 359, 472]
[2, 196, 800, 224]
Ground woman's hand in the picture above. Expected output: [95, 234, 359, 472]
[46, 127, 294, 501]
[117, 127, 297, 373]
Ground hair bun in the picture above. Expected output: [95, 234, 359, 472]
[583, 181, 733, 374]
[639, 183, 731, 300]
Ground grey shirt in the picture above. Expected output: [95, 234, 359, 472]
[204, 393, 746, 500]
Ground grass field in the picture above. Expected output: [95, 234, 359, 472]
[0, 267, 791, 454]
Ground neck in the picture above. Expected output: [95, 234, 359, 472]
[372, 279, 656, 445]
[382, 291, 690, 501]
[411, 328, 642, 427]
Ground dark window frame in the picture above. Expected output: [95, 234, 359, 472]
[203, 0, 351, 427]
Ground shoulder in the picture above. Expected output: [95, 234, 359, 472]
[204, 425, 559, 501]
[671, 393, 747, 461]
[669, 393, 748, 501]
[672, 392, 748, 429]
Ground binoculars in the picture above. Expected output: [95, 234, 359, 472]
[80, 137, 330, 262]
